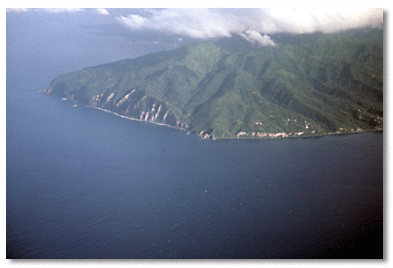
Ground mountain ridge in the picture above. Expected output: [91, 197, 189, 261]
[44, 28, 383, 139]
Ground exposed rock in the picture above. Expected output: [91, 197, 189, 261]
[116, 89, 136, 107]
[46, 29, 383, 140]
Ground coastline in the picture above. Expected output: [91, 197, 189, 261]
[85, 104, 191, 132]
[42, 91, 382, 141]
[81, 101, 382, 141]
[216, 128, 383, 141]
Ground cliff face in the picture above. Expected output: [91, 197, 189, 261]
[84, 88, 188, 130]
[46, 28, 383, 139]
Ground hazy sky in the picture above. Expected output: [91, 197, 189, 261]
[6, 6, 385, 83]
[7, 8, 383, 47]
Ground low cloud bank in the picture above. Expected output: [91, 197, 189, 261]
[7, 8, 383, 46]
[117, 8, 383, 46]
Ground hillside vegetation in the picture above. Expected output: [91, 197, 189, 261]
[48, 28, 383, 139]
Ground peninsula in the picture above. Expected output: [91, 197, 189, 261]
[44, 28, 383, 139]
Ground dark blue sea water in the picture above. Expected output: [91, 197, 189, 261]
[6, 11, 383, 259]
[6, 77, 384, 258]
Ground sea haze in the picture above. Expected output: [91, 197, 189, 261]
[6, 9, 383, 259]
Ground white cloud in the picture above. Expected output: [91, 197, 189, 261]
[119, 14, 149, 28]
[116, 8, 383, 46]
[240, 30, 275, 47]
[96, 8, 109, 15]
[275, 8, 383, 33]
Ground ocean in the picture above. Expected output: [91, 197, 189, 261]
[6, 76, 384, 258]
[6, 11, 383, 259]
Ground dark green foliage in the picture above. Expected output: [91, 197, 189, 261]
[49, 28, 383, 139]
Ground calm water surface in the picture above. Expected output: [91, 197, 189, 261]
[7, 75, 383, 258]
[6, 11, 383, 258]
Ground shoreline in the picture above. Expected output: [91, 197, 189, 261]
[85, 104, 191, 132]
[84, 103, 382, 141]
[216, 128, 383, 141]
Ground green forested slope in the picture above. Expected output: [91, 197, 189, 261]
[48, 28, 383, 139]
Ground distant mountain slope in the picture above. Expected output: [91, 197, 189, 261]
[47, 28, 383, 139]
